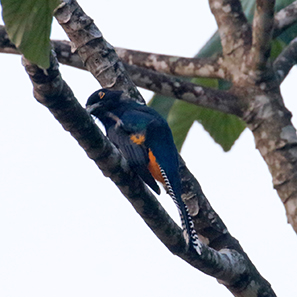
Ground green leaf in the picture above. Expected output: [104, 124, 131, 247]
[1, 0, 59, 68]
[167, 77, 245, 152]
[167, 101, 197, 152]
[271, 38, 287, 60]
[194, 107, 246, 152]
[168, 101, 246, 152]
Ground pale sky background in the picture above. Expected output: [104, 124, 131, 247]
[1, 1, 297, 296]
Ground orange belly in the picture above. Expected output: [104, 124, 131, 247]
[147, 149, 165, 185]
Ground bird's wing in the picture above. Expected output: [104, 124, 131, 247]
[107, 124, 161, 195]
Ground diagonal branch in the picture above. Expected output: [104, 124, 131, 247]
[208, 0, 251, 55]
[274, 36, 297, 83]
[273, 0, 297, 38]
[249, 0, 275, 73]
[22, 52, 190, 255]
[22, 51, 276, 297]
[125, 63, 243, 117]
[21, 51, 244, 286]
[54, 0, 143, 102]
[2, 0, 278, 295]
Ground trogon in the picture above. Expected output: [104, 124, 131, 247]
[86, 88, 200, 252]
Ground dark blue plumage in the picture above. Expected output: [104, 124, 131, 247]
[86, 89, 201, 252]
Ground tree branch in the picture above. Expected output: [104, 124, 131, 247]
[22, 50, 276, 296]
[0, 25, 18, 54]
[208, 0, 251, 56]
[248, 0, 275, 74]
[0, 25, 226, 79]
[54, 0, 143, 102]
[0, 25, 241, 117]
[0, 26, 244, 247]
[273, 0, 297, 38]
[21, 52, 190, 254]
[116, 48, 226, 79]
[125, 63, 243, 117]
[118, 0, 297, 76]
[0, 0, 279, 294]
[274, 36, 297, 83]
[51, 2, 278, 296]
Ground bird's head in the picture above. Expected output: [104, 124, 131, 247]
[86, 89, 123, 118]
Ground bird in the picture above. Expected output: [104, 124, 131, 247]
[86, 88, 201, 253]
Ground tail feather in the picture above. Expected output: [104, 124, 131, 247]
[159, 166, 202, 254]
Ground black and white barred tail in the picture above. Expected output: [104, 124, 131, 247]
[159, 166, 202, 255]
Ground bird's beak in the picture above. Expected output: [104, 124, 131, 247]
[85, 102, 102, 114]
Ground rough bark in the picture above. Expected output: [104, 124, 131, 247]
[53, 0, 143, 102]
[116, 48, 225, 78]
[248, 0, 275, 73]
[2, 0, 297, 238]
[21, 49, 276, 297]
[208, 0, 251, 56]
[274, 36, 297, 83]
[273, 0, 297, 37]
[205, 0, 297, 234]
[3, 0, 297, 296]
[124, 64, 242, 116]
[0, 0, 273, 296]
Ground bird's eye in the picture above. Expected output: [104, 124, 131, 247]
[98, 91, 105, 99]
